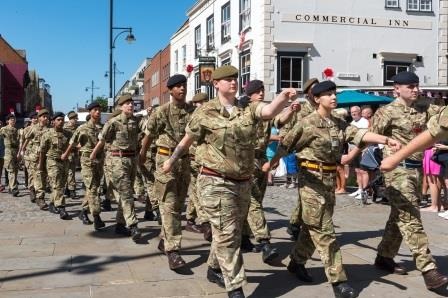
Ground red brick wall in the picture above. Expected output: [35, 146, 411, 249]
[144, 44, 170, 107]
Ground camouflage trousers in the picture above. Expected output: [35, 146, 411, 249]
[242, 166, 270, 242]
[46, 158, 69, 207]
[4, 154, 18, 191]
[109, 156, 138, 227]
[186, 163, 207, 224]
[133, 165, 145, 196]
[197, 174, 251, 291]
[154, 153, 190, 251]
[66, 154, 77, 191]
[103, 154, 117, 202]
[289, 201, 302, 227]
[33, 161, 47, 201]
[140, 155, 157, 211]
[24, 159, 34, 190]
[80, 155, 104, 216]
[290, 170, 347, 284]
[378, 167, 436, 273]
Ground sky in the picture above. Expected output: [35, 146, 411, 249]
[0, 0, 196, 112]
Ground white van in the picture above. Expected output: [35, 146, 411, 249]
[64, 112, 112, 125]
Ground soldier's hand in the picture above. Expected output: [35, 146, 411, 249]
[282, 88, 298, 101]
[340, 154, 351, 165]
[162, 159, 173, 173]
[16, 151, 22, 160]
[89, 152, 96, 161]
[289, 100, 301, 113]
[261, 162, 271, 173]
[61, 153, 67, 161]
[387, 139, 401, 152]
[380, 156, 400, 172]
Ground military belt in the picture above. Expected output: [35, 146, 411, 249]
[200, 166, 251, 183]
[157, 147, 172, 156]
[110, 150, 136, 157]
[398, 159, 421, 169]
[300, 160, 337, 173]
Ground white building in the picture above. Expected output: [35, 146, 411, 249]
[181, 0, 447, 101]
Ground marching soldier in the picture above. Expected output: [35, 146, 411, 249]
[0, 114, 20, 196]
[369, 71, 448, 292]
[40, 112, 72, 219]
[63, 111, 79, 199]
[139, 74, 194, 271]
[62, 102, 105, 230]
[91, 94, 141, 242]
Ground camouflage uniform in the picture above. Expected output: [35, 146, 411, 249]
[369, 100, 440, 273]
[63, 121, 78, 194]
[427, 106, 448, 139]
[278, 110, 367, 283]
[0, 125, 19, 193]
[70, 120, 103, 215]
[100, 112, 140, 228]
[187, 98, 266, 291]
[145, 102, 194, 252]
[40, 128, 72, 208]
[24, 123, 49, 206]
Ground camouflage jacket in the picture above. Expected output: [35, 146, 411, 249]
[99, 112, 140, 152]
[0, 125, 19, 156]
[370, 100, 441, 161]
[187, 98, 266, 178]
[278, 110, 366, 164]
[279, 100, 315, 138]
[24, 124, 49, 162]
[145, 101, 195, 149]
[428, 106, 448, 139]
[63, 122, 78, 134]
[70, 120, 103, 155]
[40, 128, 72, 160]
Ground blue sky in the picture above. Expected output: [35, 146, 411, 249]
[0, 0, 195, 112]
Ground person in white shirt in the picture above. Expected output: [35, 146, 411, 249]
[349, 106, 369, 198]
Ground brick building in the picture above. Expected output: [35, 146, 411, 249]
[144, 44, 171, 107]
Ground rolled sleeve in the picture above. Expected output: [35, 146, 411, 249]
[251, 101, 267, 121]
[186, 112, 203, 142]
[428, 108, 448, 139]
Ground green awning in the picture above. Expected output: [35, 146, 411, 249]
[337, 90, 392, 107]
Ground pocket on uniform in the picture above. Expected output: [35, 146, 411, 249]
[153, 173, 174, 203]
[301, 196, 324, 227]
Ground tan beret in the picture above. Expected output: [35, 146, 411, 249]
[37, 109, 49, 117]
[212, 65, 238, 80]
[117, 94, 133, 106]
[192, 92, 208, 103]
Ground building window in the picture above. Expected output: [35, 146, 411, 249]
[240, 0, 251, 31]
[407, 0, 432, 11]
[194, 72, 201, 94]
[277, 52, 304, 91]
[240, 51, 251, 92]
[182, 45, 187, 69]
[151, 71, 159, 88]
[383, 62, 410, 85]
[221, 58, 231, 66]
[385, 0, 399, 8]
[174, 50, 178, 73]
[206, 15, 215, 51]
[221, 2, 231, 44]
[195, 26, 201, 58]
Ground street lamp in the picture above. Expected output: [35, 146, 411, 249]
[109, 0, 135, 110]
[85, 80, 100, 103]
[105, 62, 124, 100]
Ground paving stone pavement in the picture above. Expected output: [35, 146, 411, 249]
[0, 173, 447, 297]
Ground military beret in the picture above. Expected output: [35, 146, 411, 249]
[52, 111, 65, 120]
[117, 94, 133, 106]
[245, 80, 264, 96]
[212, 65, 238, 80]
[192, 92, 208, 103]
[166, 74, 187, 88]
[303, 78, 319, 94]
[28, 111, 37, 118]
[37, 109, 49, 117]
[67, 111, 78, 119]
[87, 101, 101, 111]
[311, 80, 337, 96]
[392, 71, 419, 85]
[6, 114, 15, 121]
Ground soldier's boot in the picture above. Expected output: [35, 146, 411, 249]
[78, 209, 93, 225]
[287, 260, 313, 282]
[286, 223, 301, 241]
[101, 199, 112, 212]
[58, 207, 70, 220]
[115, 223, 131, 236]
[11, 189, 19, 197]
[202, 222, 212, 242]
[36, 198, 48, 210]
[129, 224, 141, 242]
[185, 219, 203, 234]
[423, 269, 448, 291]
[157, 239, 165, 254]
[332, 282, 357, 298]
[48, 203, 58, 214]
[227, 287, 245, 298]
[260, 240, 279, 264]
[241, 235, 256, 253]
[166, 251, 186, 270]
[64, 188, 70, 197]
[206, 267, 225, 288]
[29, 188, 36, 203]
[69, 190, 77, 200]
[143, 210, 155, 221]
[93, 215, 106, 230]
[374, 255, 407, 275]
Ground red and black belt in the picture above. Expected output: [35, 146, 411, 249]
[200, 166, 251, 183]
[110, 150, 136, 157]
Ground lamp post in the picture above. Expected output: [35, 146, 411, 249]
[85, 80, 99, 103]
[105, 62, 124, 100]
[109, 0, 135, 110]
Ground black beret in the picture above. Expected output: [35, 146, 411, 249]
[117, 94, 133, 106]
[392, 71, 419, 84]
[166, 74, 187, 88]
[52, 112, 65, 120]
[311, 80, 337, 96]
[67, 111, 78, 119]
[6, 114, 16, 121]
[192, 92, 208, 103]
[87, 101, 101, 110]
[303, 78, 319, 94]
[212, 65, 238, 80]
[28, 111, 37, 118]
[245, 80, 264, 96]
